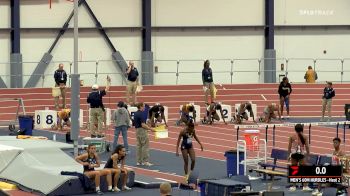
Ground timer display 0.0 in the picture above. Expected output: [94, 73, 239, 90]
[288, 165, 342, 183]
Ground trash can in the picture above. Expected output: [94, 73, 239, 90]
[345, 104, 350, 121]
[198, 182, 206, 196]
[224, 150, 244, 177]
[244, 130, 260, 151]
[18, 115, 34, 136]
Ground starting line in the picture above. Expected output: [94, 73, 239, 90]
[233, 121, 350, 129]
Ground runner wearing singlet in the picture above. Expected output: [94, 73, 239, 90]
[260, 103, 281, 123]
[176, 104, 197, 126]
[176, 120, 203, 182]
[75, 144, 114, 195]
[148, 104, 168, 127]
[203, 102, 227, 125]
[288, 124, 312, 192]
[104, 145, 132, 192]
[234, 102, 255, 124]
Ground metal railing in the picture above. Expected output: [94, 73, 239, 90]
[1, 57, 350, 88]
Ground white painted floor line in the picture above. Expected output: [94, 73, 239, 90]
[155, 178, 177, 183]
[134, 180, 150, 185]
[261, 94, 267, 101]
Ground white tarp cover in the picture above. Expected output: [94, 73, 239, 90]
[0, 137, 83, 195]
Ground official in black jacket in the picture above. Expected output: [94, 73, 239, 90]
[87, 76, 111, 138]
[278, 77, 292, 119]
[321, 81, 335, 121]
[126, 61, 139, 105]
[202, 60, 215, 104]
[54, 63, 67, 109]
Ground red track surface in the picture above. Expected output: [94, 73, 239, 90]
[1, 84, 349, 183]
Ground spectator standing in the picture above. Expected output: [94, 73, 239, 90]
[304, 66, 318, 83]
[113, 101, 130, 153]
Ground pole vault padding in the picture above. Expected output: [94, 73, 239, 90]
[24, 53, 53, 88]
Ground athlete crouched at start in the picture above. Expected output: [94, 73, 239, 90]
[148, 104, 168, 127]
[202, 102, 227, 125]
[176, 104, 196, 126]
[233, 102, 255, 124]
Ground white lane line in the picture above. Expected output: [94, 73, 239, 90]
[134, 180, 150, 185]
[261, 94, 267, 101]
[155, 178, 177, 183]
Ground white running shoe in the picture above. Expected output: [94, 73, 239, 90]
[143, 162, 153, 166]
[312, 189, 320, 196]
[289, 186, 296, 191]
[123, 186, 132, 191]
[303, 186, 313, 191]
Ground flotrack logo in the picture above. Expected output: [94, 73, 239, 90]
[290, 166, 299, 176]
[299, 9, 334, 16]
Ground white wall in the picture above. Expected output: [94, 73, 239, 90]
[152, 29, 264, 84]
[21, 30, 142, 87]
[152, 0, 264, 26]
[275, 29, 350, 83]
[0, 1, 10, 28]
[0, 33, 11, 86]
[275, 0, 350, 25]
[21, 0, 141, 28]
[1, 0, 350, 87]
[18, 0, 142, 87]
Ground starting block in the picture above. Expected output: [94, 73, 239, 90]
[217, 104, 232, 122]
[89, 108, 111, 126]
[179, 104, 201, 123]
[234, 104, 257, 121]
[154, 124, 168, 139]
[35, 110, 58, 129]
[68, 109, 84, 127]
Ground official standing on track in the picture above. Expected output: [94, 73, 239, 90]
[134, 102, 156, 166]
[321, 81, 335, 122]
[87, 76, 111, 138]
[54, 63, 67, 109]
[202, 60, 215, 104]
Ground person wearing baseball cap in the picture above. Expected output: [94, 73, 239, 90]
[87, 76, 111, 138]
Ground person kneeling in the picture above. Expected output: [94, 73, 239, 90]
[51, 108, 71, 132]
[75, 144, 115, 195]
[148, 104, 168, 128]
[234, 102, 255, 124]
[259, 103, 281, 123]
[176, 104, 197, 126]
[202, 102, 227, 125]
[104, 144, 132, 192]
